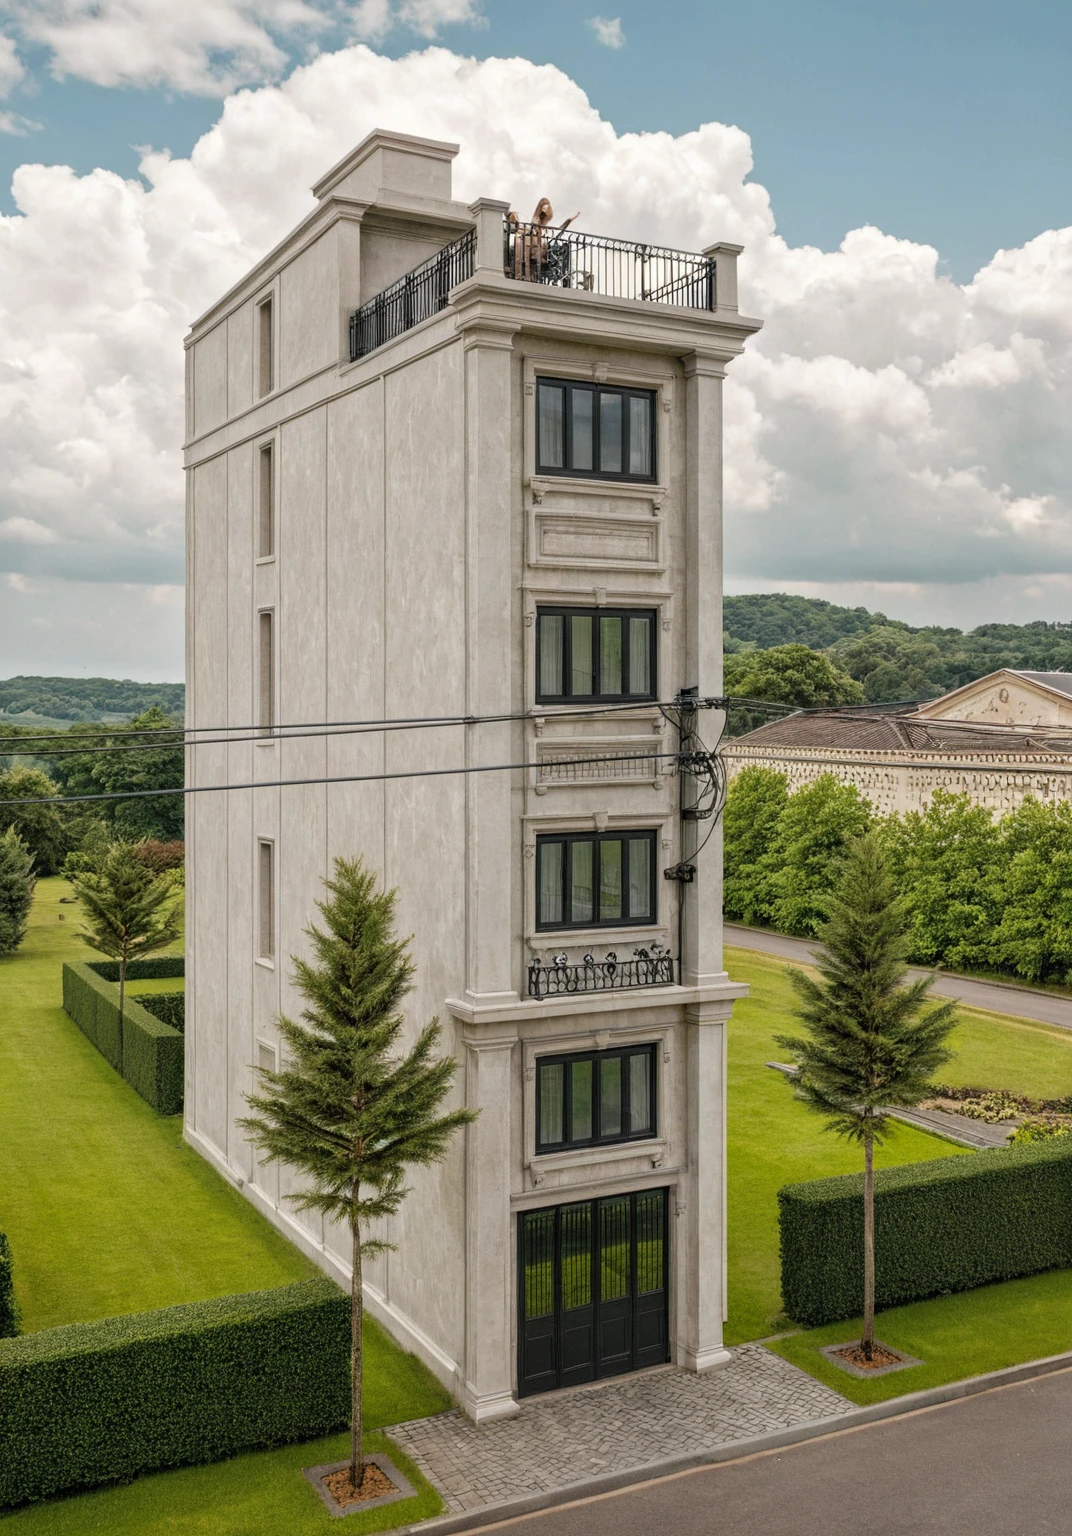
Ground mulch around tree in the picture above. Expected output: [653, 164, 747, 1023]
[833, 1342, 907, 1371]
[323, 1463, 398, 1508]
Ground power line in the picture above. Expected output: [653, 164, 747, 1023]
[0, 695, 797, 755]
[0, 749, 687, 809]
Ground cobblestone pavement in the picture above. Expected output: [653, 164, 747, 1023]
[388, 1345, 853, 1516]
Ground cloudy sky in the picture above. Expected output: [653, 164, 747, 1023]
[0, 0, 1069, 681]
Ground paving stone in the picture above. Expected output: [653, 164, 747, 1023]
[388, 1345, 853, 1515]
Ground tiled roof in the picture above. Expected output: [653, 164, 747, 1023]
[726, 711, 1072, 756]
[1013, 671, 1072, 699]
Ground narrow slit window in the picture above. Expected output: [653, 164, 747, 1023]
[535, 607, 656, 704]
[257, 297, 274, 398]
[257, 841, 275, 959]
[257, 443, 274, 559]
[258, 610, 274, 734]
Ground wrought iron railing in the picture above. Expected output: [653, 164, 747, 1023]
[504, 220, 716, 310]
[527, 947, 675, 1000]
[349, 228, 476, 360]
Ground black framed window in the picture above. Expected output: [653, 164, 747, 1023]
[536, 378, 656, 482]
[536, 606, 656, 705]
[536, 1043, 657, 1153]
[536, 830, 656, 931]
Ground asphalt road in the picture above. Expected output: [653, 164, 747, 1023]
[725, 923, 1072, 1031]
[481, 1367, 1072, 1536]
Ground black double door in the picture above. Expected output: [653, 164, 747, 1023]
[518, 1188, 669, 1397]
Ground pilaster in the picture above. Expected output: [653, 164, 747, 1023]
[677, 998, 733, 1372]
[460, 1024, 521, 1421]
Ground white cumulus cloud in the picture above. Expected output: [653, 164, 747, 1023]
[587, 15, 625, 48]
[0, 42, 1070, 673]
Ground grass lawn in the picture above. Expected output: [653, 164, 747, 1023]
[126, 976, 186, 996]
[0, 879, 451, 1533]
[725, 947, 1072, 1345]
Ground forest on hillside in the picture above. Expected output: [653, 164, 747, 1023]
[0, 676, 185, 724]
[724, 595, 1072, 704]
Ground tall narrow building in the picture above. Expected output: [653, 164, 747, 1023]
[184, 129, 761, 1420]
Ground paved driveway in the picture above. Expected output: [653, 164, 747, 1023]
[486, 1366, 1072, 1536]
[726, 923, 1072, 1030]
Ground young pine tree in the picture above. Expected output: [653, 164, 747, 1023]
[72, 840, 182, 1069]
[240, 857, 476, 1497]
[776, 829, 957, 1360]
[0, 827, 36, 957]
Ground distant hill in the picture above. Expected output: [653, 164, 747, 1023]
[0, 676, 185, 725]
[724, 595, 1072, 705]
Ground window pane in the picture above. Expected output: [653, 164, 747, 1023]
[629, 394, 653, 476]
[570, 615, 594, 695]
[628, 836, 652, 920]
[570, 1060, 593, 1141]
[571, 388, 594, 471]
[538, 384, 565, 468]
[599, 838, 622, 921]
[599, 392, 622, 473]
[600, 1056, 622, 1137]
[628, 616, 652, 696]
[599, 617, 623, 695]
[538, 841, 564, 926]
[636, 1191, 664, 1294]
[560, 1203, 592, 1309]
[628, 1051, 652, 1134]
[538, 1062, 564, 1146]
[538, 614, 564, 698]
[523, 1211, 555, 1318]
[570, 840, 595, 924]
[600, 1197, 630, 1300]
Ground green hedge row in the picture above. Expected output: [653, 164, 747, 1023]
[0, 1278, 349, 1509]
[88, 957, 185, 983]
[138, 991, 185, 1033]
[778, 1138, 1072, 1326]
[0, 1234, 18, 1339]
[62, 963, 184, 1115]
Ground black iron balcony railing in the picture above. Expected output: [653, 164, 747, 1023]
[349, 227, 475, 360]
[505, 220, 716, 310]
[528, 947, 675, 1000]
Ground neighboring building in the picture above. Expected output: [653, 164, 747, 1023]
[725, 705, 1072, 817]
[912, 668, 1072, 728]
[184, 129, 760, 1419]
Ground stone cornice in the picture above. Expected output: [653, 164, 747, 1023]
[725, 743, 1072, 774]
[447, 977, 748, 1031]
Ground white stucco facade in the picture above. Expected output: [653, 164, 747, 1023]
[183, 129, 760, 1419]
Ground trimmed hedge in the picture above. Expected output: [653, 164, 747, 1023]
[62, 962, 184, 1115]
[138, 991, 185, 1033]
[88, 956, 185, 983]
[779, 1138, 1072, 1327]
[0, 1234, 18, 1339]
[0, 1278, 349, 1509]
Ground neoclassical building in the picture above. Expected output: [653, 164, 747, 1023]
[725, 669, 1072, 816]
[183, 129, 760, 1418]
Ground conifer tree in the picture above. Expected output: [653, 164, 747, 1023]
[0, 827, 36, 957]
[72, 840, 182, 1069]
[240, 856, 476, 1496]
[776, 829, 956, 1359]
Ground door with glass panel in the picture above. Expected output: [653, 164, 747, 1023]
[518, 1188, 669, 1396]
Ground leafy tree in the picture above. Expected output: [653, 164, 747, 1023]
[882, 792, 1000, 970]
[240, 857, 476, 1497]
[990, 798, 1072, 983]
[0, 767, 69, 874]
[52, 707, 184, 842]
[72, 841, 183, 1069]
[725, 644, 864, 710]
[723, 594, 887, 651]
[0, 828, 36, 957]
[0, 675, 184, 723]
[762, 774, 872, 936]
[723, 766, 788, 925]
[777, 831, 956, 1360]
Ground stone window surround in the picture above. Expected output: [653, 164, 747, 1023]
[252, 277, 280, 403]
[521, 351, 675, 492]
[522, 809, 675, 951]
[253, 427, 279, 566]
[523, 582, 675, 715]
[521, 1019, 673, 1180]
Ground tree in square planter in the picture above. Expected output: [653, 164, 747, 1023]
[776, 829, 957, 1361]
[241, 856, 475, 1500]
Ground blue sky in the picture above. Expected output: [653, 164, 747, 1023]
[0, 1, 1070, 679]
[4, 0, 1069, 281]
